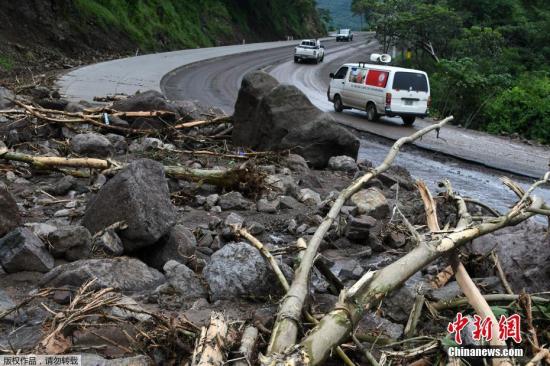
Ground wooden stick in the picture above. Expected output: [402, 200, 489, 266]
[526, 348, 550, 366]
[234, 326, 259, 366]
[192, 312, 228, 366]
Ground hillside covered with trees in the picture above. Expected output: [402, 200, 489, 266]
[352, 0, 550, 143]
[0, 0, 325, 78]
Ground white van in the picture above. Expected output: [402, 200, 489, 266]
[327, 62, 431, 125]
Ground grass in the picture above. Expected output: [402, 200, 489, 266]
[73, 0, 323, 51]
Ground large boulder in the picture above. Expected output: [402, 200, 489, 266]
[467, 220, 550, 293]
[41, 257, 165, 293]
[232, 71, 359, 168]
[0, 228, 54, 273]
[203, 242, 281, 300]
[82, 159, 176, 252]
[0, 183, 21, 238]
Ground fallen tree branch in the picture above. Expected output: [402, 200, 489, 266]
[0, 149, 261, 190]
[265, 116, 454, 356]
[262, 171, 546, 365]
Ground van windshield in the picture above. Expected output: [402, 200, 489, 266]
[392, 72, 428, 92]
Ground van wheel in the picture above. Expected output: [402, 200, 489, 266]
[402, 116, 416, 126]
[294, 57, 299, 63]
[366, 103, 379, 121]
[334, 95, 344, 113]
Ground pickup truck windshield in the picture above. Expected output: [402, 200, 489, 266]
[339, 30, 350, 35]
[392, 72, 428, 92]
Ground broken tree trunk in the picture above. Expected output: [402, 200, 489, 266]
[192, 312, 228, 366]
[262, 173, 547, 365]
[0, 149, 256, 189]
[266, 116, 454, 355]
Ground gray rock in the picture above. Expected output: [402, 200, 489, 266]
[204, 242, 280, 300]
[247, 222, 265, 235]
[330, 258, 364, 281]
[70, 133, 114, 158]
[257, 198, 279, 213]
[93, 229, 124, 256]
[298, 188, 321, 206]
[0, 183, 21, 238]
[0, 325, 43, 351]
[385, 231, 407, 248]
[224, 212, 245, 230]
[350, 187, 389, 219]
[0, 228, 54, 273]
[206, 194, 219, 208]
[164, 260, 207, 299]
[285, 154, 309, 173]
[0, 289, 16, 321]
[0, 87, 14, 109]
[82, 159, 176, 252]
[147, 225, 198, 270]
[195, 195, 207, 206]
[218, 191, 252, 211]
[264, 174, 297, 195]
[467, 221, 550, 293]
[357, 313, 404, 340]
[344, 215, 378, 242]
[48, 225, 92, 261]
[64, 102, 86, 113]
[105, 133, 128, 153]
[384, 272, 428, 323]
[173, 99, 223, 121]
[45, 175, 77, 196]
[41, 257, 165, 293]
[112, 90, 177, 115]
[279, 195, 302, 210]
[328, 155, 358, 172]
[232, 71, 359, 168]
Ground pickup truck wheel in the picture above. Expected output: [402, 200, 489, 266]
[334, 95, 344, 112]
[294, 57, 299, 63]
[402, 116, 416, 126]
[366, 103, 379, 122]
[320, 56, 324, 62]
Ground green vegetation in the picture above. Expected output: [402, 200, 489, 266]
[73, 0, 324, 50]
[352, 0, 550, 143]
[0, 55, 13, 71]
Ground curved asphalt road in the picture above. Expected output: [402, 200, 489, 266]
[161, 34, 549, 179]
[57, 34, 549, 180]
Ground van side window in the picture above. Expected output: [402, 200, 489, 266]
[333, 67, 348, 79]
[349, 68, 367, 83]
[365, 70, 389, 87]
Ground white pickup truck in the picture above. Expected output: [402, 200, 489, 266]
[294, 39, 325, 64]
